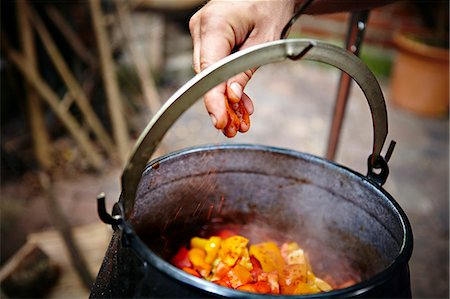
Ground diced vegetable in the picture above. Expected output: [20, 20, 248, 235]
[314, 276, 333, 292]
[171, 234, 343, 295]
[237, 281, 272, 294]
[216, 229, 236, 239]
[227, 264, 253, 288]
[279, 264, 308, 294]
[171, 246, 192, 269]
[190, 237, 208, 249]
[210, 261, 230, 281]
[182, 267, 201, 278]
[218, 236, 249, 267]
[257, 271, 280, 294]
[249, 241, 284, 273]
[188, 248, 211, 277]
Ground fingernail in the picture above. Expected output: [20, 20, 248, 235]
[229, 82, 243, 99]
[210, 114, 217, 126]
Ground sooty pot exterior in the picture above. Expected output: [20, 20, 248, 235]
[90, 145, 413, 298]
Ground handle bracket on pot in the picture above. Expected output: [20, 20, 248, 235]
[367, 140, 396, 185]
[120, 39, 390, 216]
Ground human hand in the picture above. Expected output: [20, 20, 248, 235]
[189, 0, 296, 137]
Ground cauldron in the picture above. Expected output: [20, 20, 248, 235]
[91, 39, 413, 298]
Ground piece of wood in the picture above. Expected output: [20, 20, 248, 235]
[116, 1, 161, 115]
[26, 3, 117, 159]
[89, 0, 129, 163]
[26, 222, 111, 298]
[17, 0, 53, 170]
[38, 172, 94, 290]
[1, 35, 103, 171]
[60, 70, 97, 113]
[45, 5, 98, 69]
[0, 243, 60, 298]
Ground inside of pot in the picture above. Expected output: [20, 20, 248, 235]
[129, 145, 405, 288]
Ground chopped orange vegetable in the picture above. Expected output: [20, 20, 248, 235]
[210, 261, 230, 281]
[249, 241, 284, 273]
[213, 277, 231, 288]
[237, 248, 253, 271]
[257, 272, 280, 294]
[218, 236, 249, 267]
[293, 282, 321, 295]
[279, 264, 308, 294]
[182, 267, 201, 278]
[227, 264, 253, 288]
[237, 281, 272, 294]
[188, 248, 211, 277]
[172, 234, 338, 295]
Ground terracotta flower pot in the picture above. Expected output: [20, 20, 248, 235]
[390, 32, 449, 117]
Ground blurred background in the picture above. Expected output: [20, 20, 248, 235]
[0, 0, 448, 298]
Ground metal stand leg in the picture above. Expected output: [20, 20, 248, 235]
[326, 10, 370, 160]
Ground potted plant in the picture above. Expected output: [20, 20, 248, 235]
[390, 1, 449, 117]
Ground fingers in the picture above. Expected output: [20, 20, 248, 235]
[189, 12, 201, 74]
[189, 1, 261, 137]
[204, 85, 228, 130]
[223, 97, 240, 138]
[231, 100, 250, 133]
[241, 92, 254, 115]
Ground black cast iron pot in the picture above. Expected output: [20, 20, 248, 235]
[90, 39, 413, 298]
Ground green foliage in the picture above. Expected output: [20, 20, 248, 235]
[360, 47, 393, 79]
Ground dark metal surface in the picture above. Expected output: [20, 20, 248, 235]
[92, 144, 413, 298]
[326, 11, 370, 161]
[120, 39, 389, 216]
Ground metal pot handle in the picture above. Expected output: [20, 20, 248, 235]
[121, 39, 389, 215]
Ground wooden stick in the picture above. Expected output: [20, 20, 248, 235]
[38, 172, 94, 290]
[17, 0, 53, 170]
[26, 4, 117, 159]
[89, 0, 129, 163]
[116, 1, 161, 115]
[44, 5, 97, 69]
[60, 71, 97, 113]
[1, 35, 103, 171]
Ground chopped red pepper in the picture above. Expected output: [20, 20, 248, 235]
[237, 281, 272, 294]
[170, 246, 191, 269]
[171, 234, 338, 295]
[215, 229, 236, 239]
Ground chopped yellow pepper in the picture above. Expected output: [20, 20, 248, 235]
[218, 236, 249, 267]
[190, 236, 222, 264]
[190, 237, 208, 249]
[237, 247, 253, 271]
[249, 241, 284, 273]
[188, 248, 211, 277]
[205, 236, 222, 263]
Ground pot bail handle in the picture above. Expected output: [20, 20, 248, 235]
[121, 39, 389, 215]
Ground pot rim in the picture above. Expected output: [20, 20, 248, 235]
[131, 143, 413, 298]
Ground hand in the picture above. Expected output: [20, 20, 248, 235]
[189, 0, 296, 137]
